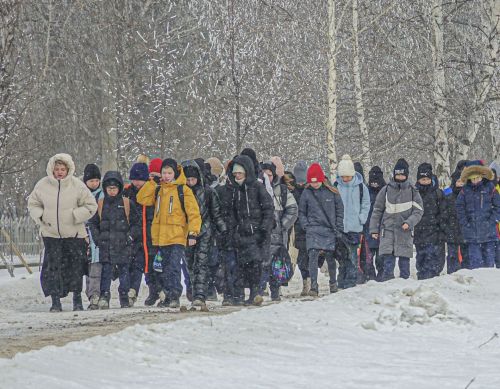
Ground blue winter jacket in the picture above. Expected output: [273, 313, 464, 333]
[335, 172, 370, 233]
[456, 180, 500, 244]
[87, 188, 103, 263]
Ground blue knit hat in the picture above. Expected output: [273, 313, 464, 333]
[129, 162, 149, 181]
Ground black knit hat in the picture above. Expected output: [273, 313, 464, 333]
[184, 165, 200, 181]
[393, 158, 409, 179]
[261, 161, 277, 182]
[161, 158, 180, 179]
[129, 162, 149, 181]
[417, 163, 433, 181]
[368, 166, 386, 188]
[83, 163, 101, 183]
[354, 162, 365, 180]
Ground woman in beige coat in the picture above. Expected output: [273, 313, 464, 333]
[28, 154, 97, 312]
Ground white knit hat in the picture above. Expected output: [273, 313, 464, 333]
[337, 154, 356, 177]
[232, 163, 246, 174]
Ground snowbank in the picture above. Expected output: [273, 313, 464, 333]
[1, 269, 500, 388]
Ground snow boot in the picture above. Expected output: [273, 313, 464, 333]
[73, 293, 84, 311]
[119, 293, 130, 308]
[330, 283, 338, 294]
[222, 297, 233, 306]
[308, 289, 319, 298]
[186, 288, 193, 302]
[253, 295, 264, 306]
[169, 299, 180, 309]
[157, 289, 170, 308]
[98, 292, 110, 309]
[88, 294, 99, 310]
[128, 289, 137, 308]
[206, 287, 218, 302]
[50, 295, 62, 312]
[192, 298, 205, 307]
[144, 287, 159, 306]
[300, 278, 311, 297]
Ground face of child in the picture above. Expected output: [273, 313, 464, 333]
[86, 178, 100, 190]
[106, 185, 119, 197]
[263, 169, 274, 182]
[395, 174, 407, 181]
[162, 167, 176, 183]
[131, 180, 146, 189]
[455, 179, 464, 188]
[310, 182, 322, 189]
[233, 172, 245, 182]
[283, 174, 295, 191]
[186, 177, 198, 187]
[341, 176, 353, 183]
[53, 163, 68, 180]
[418, 177, 432, 186]
[471, 176, 482, 185]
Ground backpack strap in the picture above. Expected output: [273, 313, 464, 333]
[178, 185, 187, 221]
[123, 197, 130, 224]
[280, 184, 288, 210]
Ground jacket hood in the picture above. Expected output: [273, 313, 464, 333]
[229, 155, 257, 185]
[460, 165, 494, 183]
[389, 177, 412, 189]
[102, 171, 124, 194]
[181, 160, 205, 187]
[336, 171, 363, 187]
[46, 153, 76, 181]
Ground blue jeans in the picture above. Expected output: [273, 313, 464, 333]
[416, 243, 444, 280]
[468, 242, 496, 269]
[100, 263, 130, 296]
[308, 249, 336, 292]
[158, 245, 185, 301]
[337, 243, 359, 289]
[222, 250, 237, 299]
[381, 255, 410, 281]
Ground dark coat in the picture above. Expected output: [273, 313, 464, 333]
[413, 183, 445, 246]
[369, 180, 423, 258]
[298, 185, 344, 252]
[456, 179, 500, 244]
[364, 186, 382, 249]
[292, 185, 307, 250]
[216, 182, 236, 250]
[89, 171, 140, 265]
[229, 155, 274, 264]
[269, 181, 298, 255]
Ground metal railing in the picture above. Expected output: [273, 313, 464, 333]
[0, 216, 42, 262]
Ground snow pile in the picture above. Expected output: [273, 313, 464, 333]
[1, 269, 500, 388]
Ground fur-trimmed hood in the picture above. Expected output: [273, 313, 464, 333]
[46, 153, 76, 182]
[460, 165, 494, 182]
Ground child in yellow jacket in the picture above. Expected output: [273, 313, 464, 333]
[137, 158, 201, 308]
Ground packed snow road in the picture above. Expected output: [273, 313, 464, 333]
[1, 269, 500, 388]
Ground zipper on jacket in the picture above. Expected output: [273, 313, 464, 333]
[245, 186, 254, 234]
[169, 195, 173, 214]
[480, 192, 483, 209]
[56, 180, 62, 238]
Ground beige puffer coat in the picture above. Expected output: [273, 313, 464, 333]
[28, 153, 98, 239]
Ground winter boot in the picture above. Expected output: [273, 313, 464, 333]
[73, 293, 84, 311]
[222, 296, 233, 306]
[128, 289, 137, 307]
[88, 294, 99, 310]
[98, 292, 110, 310]
[192, 298, 205, 307]
[50, 295, 62, 312]
[186, 288, 193, 302]
[329, 283, 339, 294]
[144, 287, 159, 306]
[253, 295, 264, 306]
[207, 286, 218, 302]
[300, 278, 311, 297]
[308, 289, 319, 298]
[119, 293, 130, 308]
[157, 289, 170, 308]
[169, 299, 180, 309]
[270, 286, 281, 302]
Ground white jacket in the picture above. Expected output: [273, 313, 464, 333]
[28, 153, 98, 239]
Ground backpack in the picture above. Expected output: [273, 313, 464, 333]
[97, 197, 130, 223]
[271, 244, 294, 283]
[155, 184, 187, 220]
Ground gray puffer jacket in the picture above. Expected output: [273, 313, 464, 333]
[270, 183, 298, 255]
[369, 179, 423, 258]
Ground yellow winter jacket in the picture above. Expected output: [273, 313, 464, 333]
[137, 167, 201, 247]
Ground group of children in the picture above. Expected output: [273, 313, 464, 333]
[29, 150, 500, 311]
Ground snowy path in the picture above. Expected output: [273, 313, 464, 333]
[1, 269, 500, 388]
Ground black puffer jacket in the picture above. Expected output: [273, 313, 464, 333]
[216, 181, 236, 250]
[413, 181, 445, 246]
[182, 160, 227, 238]
[123, 183, 157, 261]
[89, 171, 140, 264]
[229, 155, 274, 264]
[442, 172, 464, 244]
[292, 185, 307, 250]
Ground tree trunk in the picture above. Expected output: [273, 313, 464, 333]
[431, 0, 451, 186]
[352, 0, 371, 172]
[327, 0, 338, 177]
[490, 105, 500, 162]
[454, 0, 499, 162]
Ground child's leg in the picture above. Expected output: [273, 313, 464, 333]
[223, 250, 238, 300]
[129, 252, 144, 295]
[297, 249, 310, 281]
[373, 249, 384, 281]
[233, 258, 245, 303]
[382, 254, 396, 281]
[164, 245, 184, 301]
[398, 256, 410, 279]
[308, 249, 320, 292]
[100, 263, 112, 294]
[86, 263, 102, 300]
[324, 250, 337, 287]
[192, 235, 210, 301]
[467, 243, 481, 269]
[117, 263, 130, 297]
[482, 242, 496, 268]
[415, 245, 425, 280]
[447, 244, 459, 274]
[343, 243, 359, 289]
[496, 241, 500, 269]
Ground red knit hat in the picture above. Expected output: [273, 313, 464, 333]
[307, 163, 326, 184]
[149, 158, 163, 174]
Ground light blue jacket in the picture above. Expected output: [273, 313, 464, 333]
[335, 172, 370, 233]
[87, 188, 103, 263]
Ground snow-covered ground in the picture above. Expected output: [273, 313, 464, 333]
[1, 268, 499, 388]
